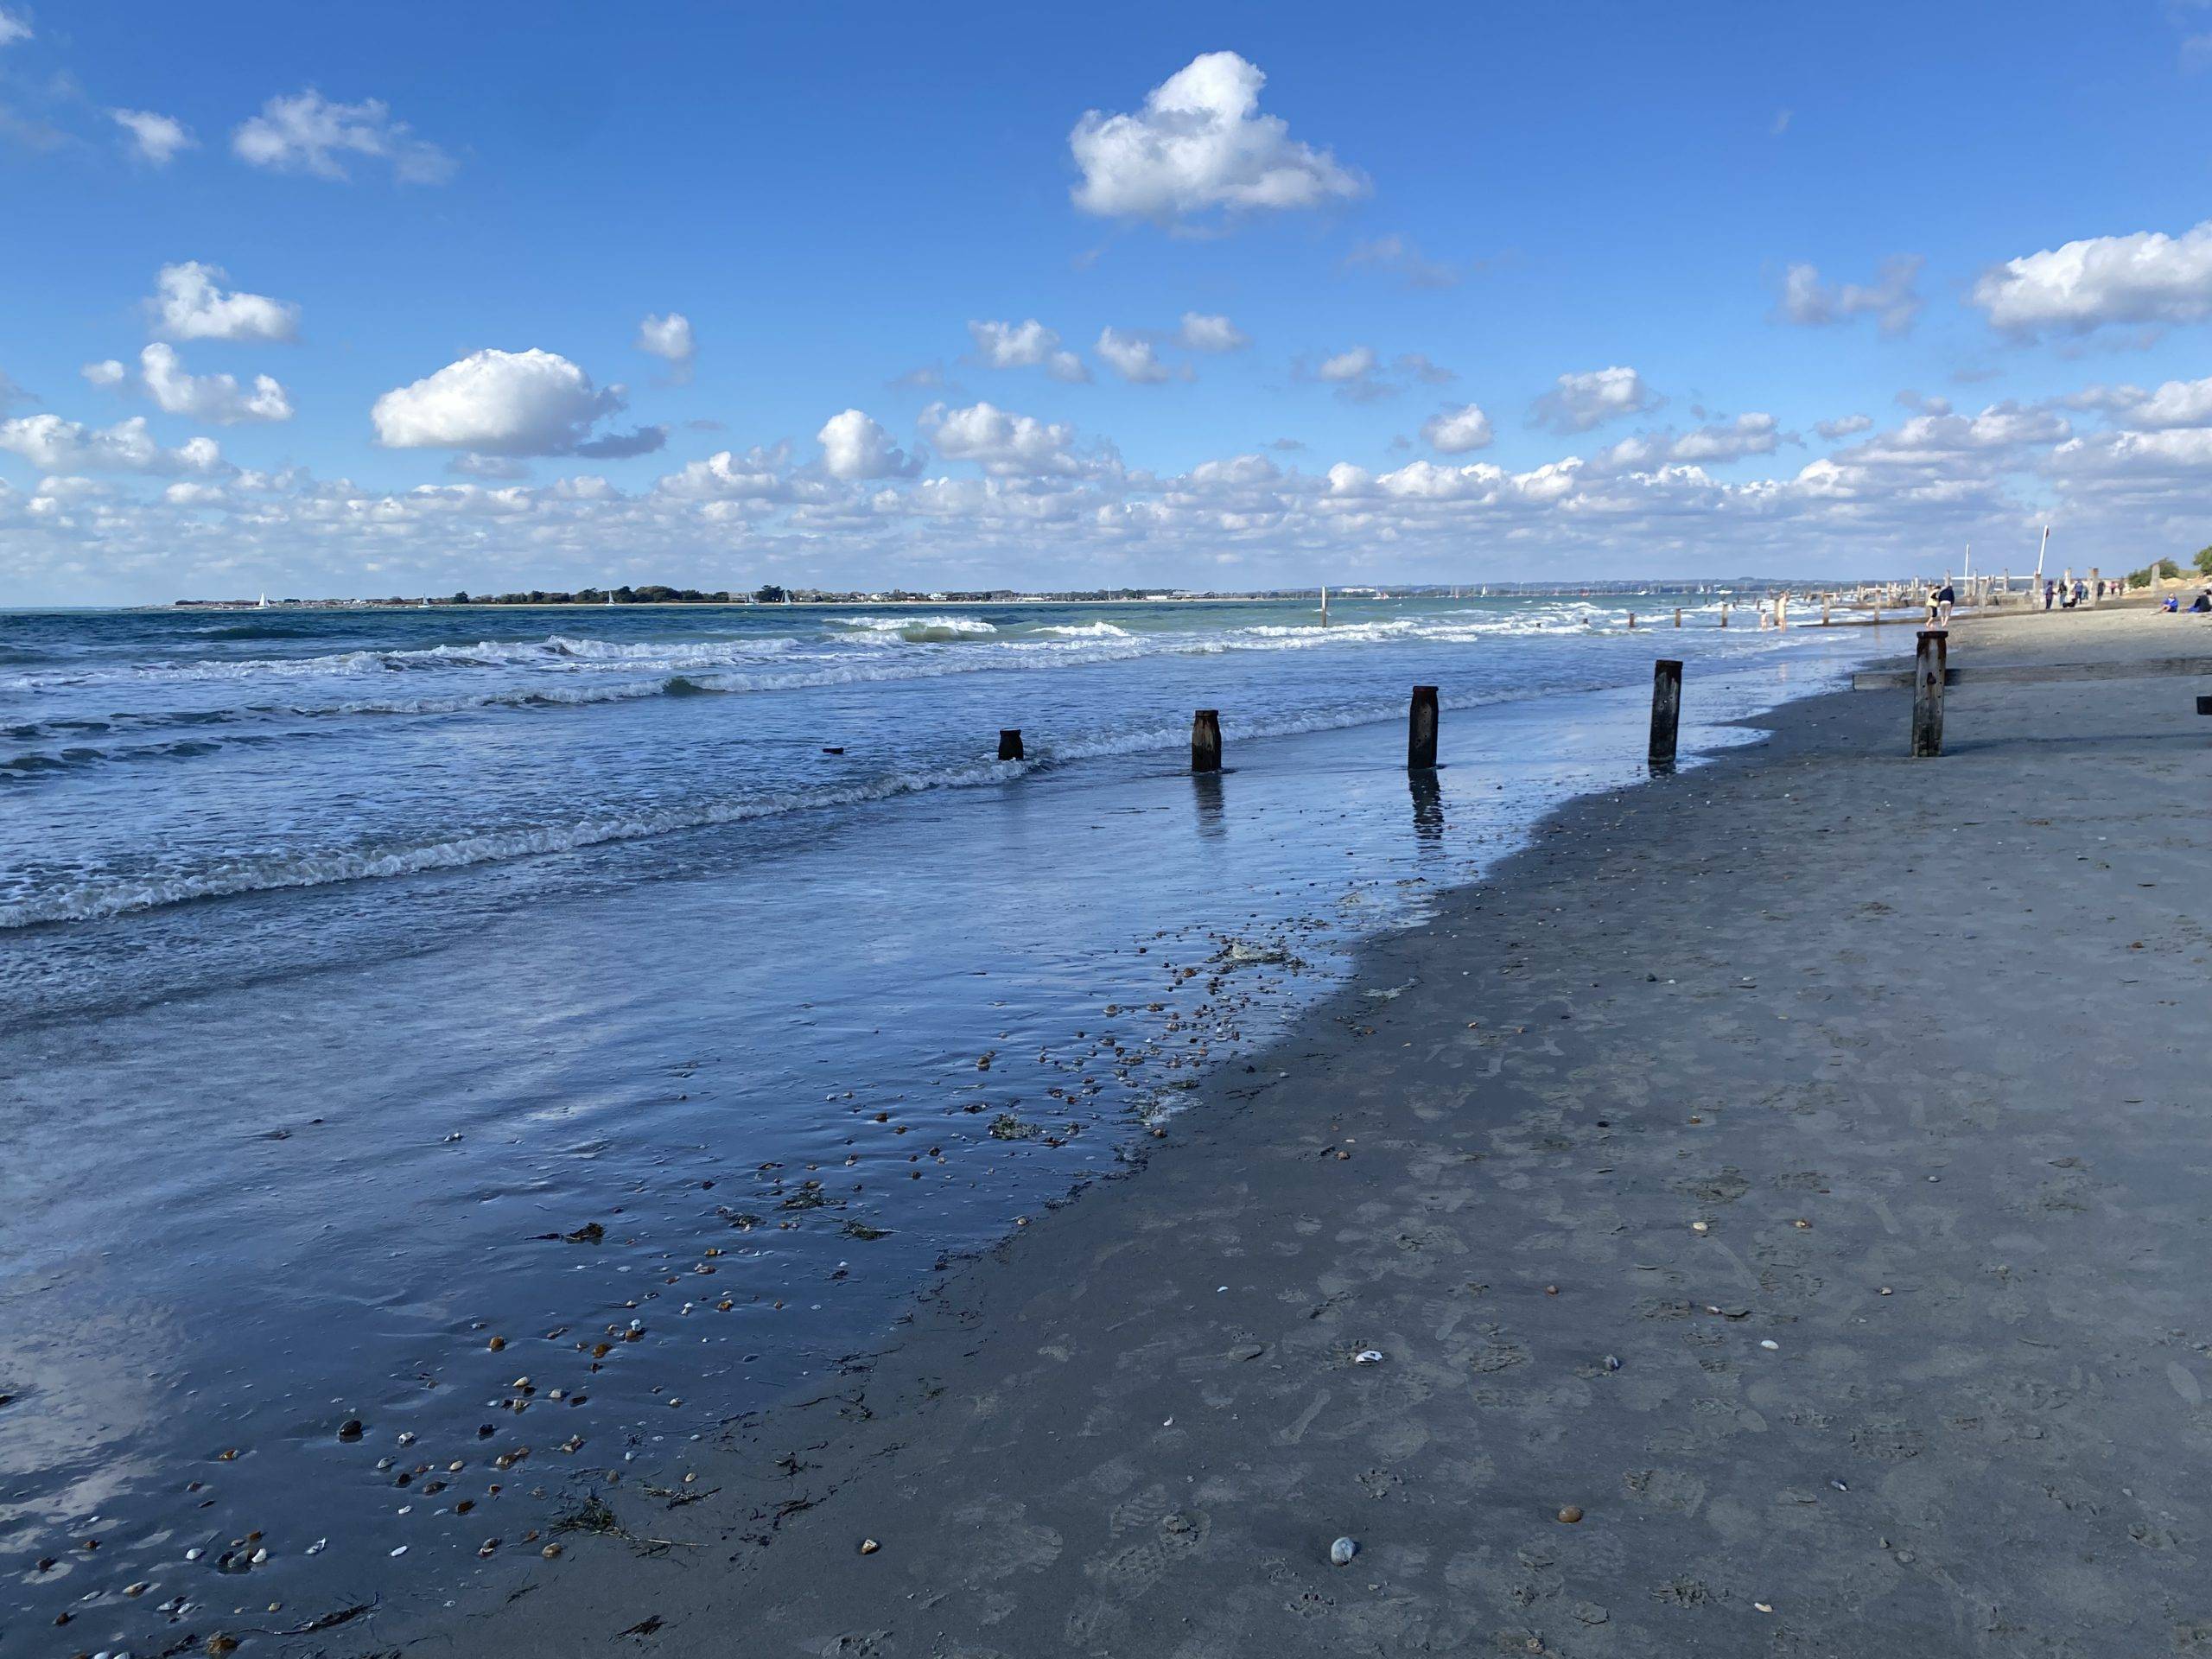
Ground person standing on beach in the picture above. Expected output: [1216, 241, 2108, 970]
[1936, 580, 1956, 626]
[2044, 579, 2056, 610]
[1925, 585, 1942, 626]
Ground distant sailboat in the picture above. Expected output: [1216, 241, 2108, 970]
[257, 592, 269, 609]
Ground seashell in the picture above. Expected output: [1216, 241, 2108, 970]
[1353, 1350, 1383, 1365]
[1329, 1536, 1357, 1566]
[1759, 1339, 1780, 1351]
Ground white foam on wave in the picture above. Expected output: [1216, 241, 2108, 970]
[830, 613, 1000, 639]
[1029, 620, 1132, 639]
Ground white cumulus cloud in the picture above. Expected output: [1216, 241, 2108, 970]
[232, 90, 454, 184]
[920, 401, 1108, 477]
[817, 409, 919, 480]
[1069, 51, 1366, 223]
[1177, 312, 1249, 352]
[1421, 404, 1494, 454]
[0, 413, 225, 474]
[1530, 366, 1661, 433]
[968, 319, 1088, 383]
[1971, 220, 2212, 336]
[1776, 255, 1924, 336]
[149, 262, 300, 344]
[636, 312, 696, 378]
[372, 348, 664, 457]
[86, 342, 293, 423]
[1096, 327, 1172, 384]
[111, 109, 196, 166]
[2068, 373, 2212, 429]
[0, 7, 29, 47]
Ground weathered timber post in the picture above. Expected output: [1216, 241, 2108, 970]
[1191, 709, 1222, 772]
[2196, 695, 2212, 716]
[2089, 567, 2102, 607]
[1674, 607, 1683, 627]
[1720, 602, 1730, 628]
[1627, 612, 1637, 630]
[1822, 595, 1832, 626]
[1649, 659, 1683, 766]
[997, 729, 1024, 761]
[1777, 594, 1789, 629]
[1911, 630, 1948, 758]
[1408, 685, 1440, 769]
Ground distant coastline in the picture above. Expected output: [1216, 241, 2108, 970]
[166, 578, 1851, 612]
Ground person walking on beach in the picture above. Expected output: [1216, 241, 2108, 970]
[1935, 580, 1956, 627]
[1925, 585, 1942, 626]
[2044, 579, 2056, 611]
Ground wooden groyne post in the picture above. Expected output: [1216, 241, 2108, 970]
[997, 729, 1024, 761]
[1649, 659, 1682, 766]
[1192, 709, 1222, 772]
[1911, 630, 1948, 757]
[1408, 685, 1440, 769]
[1674, 607, 1682, 627]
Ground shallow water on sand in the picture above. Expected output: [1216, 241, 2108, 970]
[0, 597, 1879, 1654]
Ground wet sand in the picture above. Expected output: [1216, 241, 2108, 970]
[378, 603, 2212, 1658]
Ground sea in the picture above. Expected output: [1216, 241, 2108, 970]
[0, 594, 1885, 1653]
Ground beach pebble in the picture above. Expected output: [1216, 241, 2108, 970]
[1760, 1339, 1780, 1351]
[337, 1418, 364, 1442]
[542, 1543, 563, 1559]
[1603, 1355, 1622, 1371]
[1353, 1350, 1384, 1365]
[1329, 1536, 1357, 1566]
[1691, 1221, 1710, 1235]
[1556, 1505, 1584, 1524]
[859, 1538, 880, 1555]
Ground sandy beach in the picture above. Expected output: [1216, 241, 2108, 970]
[303, 606, 2212, 1654]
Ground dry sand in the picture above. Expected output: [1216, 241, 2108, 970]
[380, 603, 2212, 1658]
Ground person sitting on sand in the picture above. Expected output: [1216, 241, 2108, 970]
[2164, 593, 2182, 613]
[2191, 591, 2211, 613]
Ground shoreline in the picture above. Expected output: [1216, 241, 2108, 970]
[364, 604, 2212, 1656]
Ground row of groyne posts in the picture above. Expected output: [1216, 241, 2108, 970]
[995, 627, 2194, 779]
[992, 670, 1691, 777]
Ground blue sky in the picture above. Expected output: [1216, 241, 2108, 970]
[5, 1, 2212, 601]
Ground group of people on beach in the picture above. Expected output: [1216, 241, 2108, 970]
[2040, 577, 2097, 611]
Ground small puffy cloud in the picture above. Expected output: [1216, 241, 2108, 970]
[372, 347, 664, 458]
[1662, 412, 1782, 464]
[1971, 219, 2212, 336]
[1530, 365, 1661, 433]
[2066, 373, 2212, 429]
[0, 367, 30, 410]
[1096, 326, 1172, 384]
[111, 109, 195, 166]
[1421, 403, 1493, 454]
[817, 409, 919, 480]
[1342, 234, 1459, 289]
[921, 400, 1109, 477]
[0, 7, 28, 46]
[87, 342, 294, 423]
[1815, 413, 1874, 441]
[232, 90, 454, 184]
[0, 413, 225, 474]
[968, 319, 1087, 383]
[1776, 255, 1924, 337]
[1177, 311, 1249, 352]
[635, 312, 696, 378]
[1069, 50, 1367, 224]
[149, 262, 300, 343]
[1316, 346, 1376, 385]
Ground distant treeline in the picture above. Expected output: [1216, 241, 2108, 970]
[435, 585, 1175, 606]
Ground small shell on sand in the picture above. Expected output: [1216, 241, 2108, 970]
[1329, 1536, 1357, 1566]
[859, 1538, 880, 1555]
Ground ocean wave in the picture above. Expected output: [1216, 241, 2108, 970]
[1029, 621, 1132, 639]
[830, 613, 1000, 643]
[0, 758, 1026, 928]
